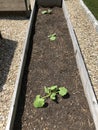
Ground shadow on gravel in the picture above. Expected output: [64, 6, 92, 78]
[0, 37, 17, 91]
[0, 11, 31, 20]
[13, 27, 35, 130]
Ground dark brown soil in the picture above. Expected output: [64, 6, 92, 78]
[13, 7, 95, 130]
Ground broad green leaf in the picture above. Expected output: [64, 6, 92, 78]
[50, 36, 56, 41]
[41, 10, 48, 14]
[50, 93, 56, 100]
[33, 95, 45, 108]
[50, 85, 57, 90]
[41, 9, 52, 14]
[48, 33, 56, 41]
[44, 87, 50, 94]
[59, 87, 68, 96]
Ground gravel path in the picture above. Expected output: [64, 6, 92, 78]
[65, 0, 98, 99]
[0, 16, 28, 130]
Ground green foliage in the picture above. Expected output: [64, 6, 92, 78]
[41, 10, 47, 14]
[33, 85, 68, 108]
[47, 9, 52, 14]
[48, 33, 56, 41]
[41, 9, 52, 14]
[50, 93, 56, 100]
[33, 95, 45, 108]
[48, 85, 57, 91]
[59, 87, 68, 96]
[44, 86, 50, 94]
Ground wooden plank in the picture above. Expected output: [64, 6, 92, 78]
[0, 0, 26, 11]
[5, 1, 36, 130]
[63, 0, 98, 129]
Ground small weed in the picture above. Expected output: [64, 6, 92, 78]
[33, 85, 68, 108]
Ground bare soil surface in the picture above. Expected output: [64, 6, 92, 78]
[13, 7, 95, 130]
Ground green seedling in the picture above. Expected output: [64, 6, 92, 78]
[41, 9, 52, 14]
[47, 9, 52, 14]
[48, 33, 56, 41]
[33, 85, 68, 108]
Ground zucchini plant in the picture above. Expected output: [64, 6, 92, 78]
[33, 85, 68, 108]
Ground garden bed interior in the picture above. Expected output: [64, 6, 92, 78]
[13, 5, 95, 130]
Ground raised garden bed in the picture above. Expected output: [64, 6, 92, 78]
[6, 0, 98, 130]
[12, 3, 95, 130]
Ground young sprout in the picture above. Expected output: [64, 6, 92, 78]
[48, 33, 56, 41]
[33, 85, 68, 108]
[47, 9, 52, 14]
[41, 9, 52, 14]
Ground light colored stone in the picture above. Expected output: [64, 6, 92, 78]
[0, 16, 28, 130]
[65, 0, 98, 99]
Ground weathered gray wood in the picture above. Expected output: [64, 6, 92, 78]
[5, 0, 36, 130]
[62, 0, 98, 129]
[36, 0, 62, 7]
[0, 0, 29, 11]
[80, 0, 98, 32]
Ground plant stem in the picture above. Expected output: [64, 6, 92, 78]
[42, 91, 59, 99]
[42, 94, 50, 99]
